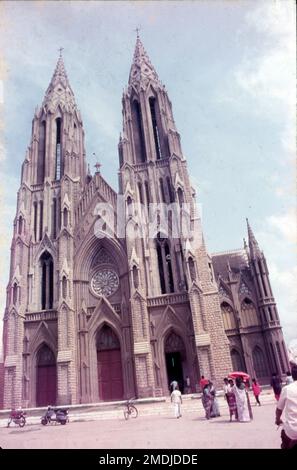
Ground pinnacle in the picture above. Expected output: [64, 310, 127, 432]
[246, 218, 261, 257]
[42, 53, 77, 113]
[129, 34, 160, 86]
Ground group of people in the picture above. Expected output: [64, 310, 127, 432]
[222, 376, 254, 422]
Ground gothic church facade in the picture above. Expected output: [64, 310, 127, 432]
[2, 37, 289, 408]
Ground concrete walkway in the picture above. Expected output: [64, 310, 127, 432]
[0, 388, 276, 427]
[0, 398, 280, 449]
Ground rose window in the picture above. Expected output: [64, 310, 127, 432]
[91, 269, 119, 297]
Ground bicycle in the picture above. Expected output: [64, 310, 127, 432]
[123, 398, 138, 420]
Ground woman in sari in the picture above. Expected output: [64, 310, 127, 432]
[227, 379, 238, 422]
[201, 383, 213, 420]
[233, 377, 251, 422]
[209, 381, 220, 417]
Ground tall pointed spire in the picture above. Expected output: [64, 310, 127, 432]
[246, 218, 261, 258]
[129, 33, 160, 87]
[42, 51, 77, 113]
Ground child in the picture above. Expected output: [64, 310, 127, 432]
[171, 384, 182, 418]
[252, 378, 261, 406]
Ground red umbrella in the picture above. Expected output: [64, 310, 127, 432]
[228, 371, 250, 382]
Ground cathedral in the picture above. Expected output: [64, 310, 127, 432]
[2, 36, 289, 408]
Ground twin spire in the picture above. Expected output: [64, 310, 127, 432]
[42, 49, 77, 114]
[42, 34, 159, 112]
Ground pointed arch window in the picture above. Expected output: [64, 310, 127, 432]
[164, 242, 174, 293]
[52, 198, 57, 239]
[33, 201, 38, 241]
[149, 97, 162, 160]
[132, 265, 139, 289]
[156, 241, 166, 294]
[39, 200, 43, 241]
[18, 216, 23, 235]
[230, 349, 245, 372]
[127, 196, 133, 218]
[37, 121, 46, 183]
[62, 276, 67, 299]
[40, 251, 54, 310]
[97, 324, 120, 351]
[188, 257, 196, 282]
[166, 177, 175, 203]
[221, 302, 236, 330]
[159, 178, 166, 203]
[137, 183, 144, 205]
[12, 282, 18, 305]
[131, 100, 146, 163]
[241, 298, 259, 327]
[144, 181, 150, 207]
[177, 187, 184, 209]
[252, 346, 267, 378]
[63, 207, 69, 227]
[55, 118, 62, 180]
[156, 233, 175, 294]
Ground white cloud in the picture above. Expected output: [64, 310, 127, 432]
[267, 208, 297, 245]
[217, 1, 296, 160]
[256, 207, 297, 343]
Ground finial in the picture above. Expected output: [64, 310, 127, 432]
[134, 26, 141, 38]
[94, 162, 101, 173]
[58, 47, 64, 58]
[93, 153, 101, 174]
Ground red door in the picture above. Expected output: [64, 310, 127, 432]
[36, 344, 56, 407]
[36, 364, 57, 406]
[97, 349, 123, 401]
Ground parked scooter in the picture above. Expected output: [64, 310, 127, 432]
[7, 409, 27, 428]
[41, 406, 69, 425]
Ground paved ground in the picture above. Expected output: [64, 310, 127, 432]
[0, 400, 280, 449]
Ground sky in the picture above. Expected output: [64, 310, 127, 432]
[0, 0, 296, 357]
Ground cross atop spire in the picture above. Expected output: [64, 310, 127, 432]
[58, 46, 64, 58]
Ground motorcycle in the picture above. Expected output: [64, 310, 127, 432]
[41, 406, 69, 425]
[7, 409, 27, 428]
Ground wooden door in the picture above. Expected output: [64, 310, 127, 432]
[97, 349, 123, 401]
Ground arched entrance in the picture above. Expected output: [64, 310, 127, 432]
[164, 332, 186, 393]
[97, 325, 123, 401]
[36, 344, 56, 406]
[230, 349, 246, 372]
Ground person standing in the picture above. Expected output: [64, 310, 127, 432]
[233, 377, 251, 422]
[209, 381, 220, 417]
[185, 376, 191, 394]
[252, 378, 262, 406]
[271, 373, 282, 401]
[199, 375, 209, 390]
[201, 382, 212, 420]
[223, 378, 231, 403]
[275, 365, 297, 449]
[171, 384, 182, 419]
[170, 380, 178, 392]
[227, 379, 238, 422]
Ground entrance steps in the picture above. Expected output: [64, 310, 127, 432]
[0, 389, 276, 426]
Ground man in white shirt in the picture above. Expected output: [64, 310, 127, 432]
[275, 365, 297, 449]
[171, 384, 182, 418]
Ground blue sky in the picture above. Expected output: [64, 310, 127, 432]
[0, 0, 296, 354]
